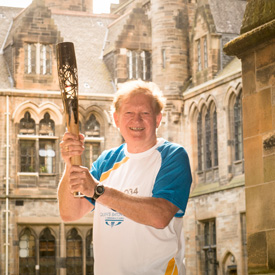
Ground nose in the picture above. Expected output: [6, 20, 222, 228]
[133, 113, 143, 122]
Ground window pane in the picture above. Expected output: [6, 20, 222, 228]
[25, 44, 36, 74]
[197, 113, 203, 171]
[213, 110, 218, 166]
[85, 114, 100, 137]
[234, 93, 243, 161]
[204, 37, 208, 68]
[39, 228, 56, 275]
[20, 140, 36, 172]
[198, 40, 201, 70]
[19, 228, 36, 275]
[39, 112, 55, 136]
[202, 220, 217, 275]
[40, 45, 52, 75]
[128, 51, 133, 79]
[205, 111, 212, 169]
[66, 228, 83, 275]
[86, 229, 94, 275]
[83, 143, 100, 168]
[39, 140, 56, 174]
[20, 111, 35, 135]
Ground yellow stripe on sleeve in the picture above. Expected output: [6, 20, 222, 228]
[99, 157, 129, 182]
[165, 258, 178, 275]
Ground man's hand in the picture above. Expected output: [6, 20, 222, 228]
[60, 132, 85, 166]
[68, 165, 99, 197]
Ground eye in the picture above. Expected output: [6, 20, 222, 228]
[124, 112, 133, 117]
[141, 112, 150, 116]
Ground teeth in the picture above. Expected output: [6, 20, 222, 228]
[130, 127, 144, 131]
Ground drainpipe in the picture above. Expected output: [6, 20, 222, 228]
[5, 95, 10, 275]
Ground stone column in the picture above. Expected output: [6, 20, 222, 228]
[224, 0, 275, 273]
[151, 0, 190, 96]
[151, 0, 189, 143]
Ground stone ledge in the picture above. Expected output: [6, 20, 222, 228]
[223, 19, 275, 57]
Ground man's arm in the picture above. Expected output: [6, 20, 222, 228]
[97, 188, 179, 229]
[63, 164, 178, 228]
[58, 165, 94, 222]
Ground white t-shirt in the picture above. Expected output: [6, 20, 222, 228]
[87, 138, 192, 275]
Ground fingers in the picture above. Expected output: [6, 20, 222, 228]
[68, 166, 96, 197]
[60, 132, 84, 162]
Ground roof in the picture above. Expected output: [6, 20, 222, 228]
[52, 12, 116, 94]
[0, 6, 23, 50]
[0, 4, 116, 94]
[104, 10, 132, 55]
[208, 0, 247, 34]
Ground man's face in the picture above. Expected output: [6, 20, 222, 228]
[114, 93, 162, 153]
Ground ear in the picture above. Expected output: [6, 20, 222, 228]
[156, 113, 162, 128]
[113, 112, 119, 128]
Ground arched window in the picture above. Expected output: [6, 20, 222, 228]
[39, 113, 56, 174]
[85, 114, 100, 137]
[234, 92, 243, 161]
[196, 103, 219, 180]
[197, 113, 203, 171]
[18, 112, 57, 175]
[83, 114, 102, 169]
[205, 109, 212, 169]
[39, 228, 56, 274]
[66, 228, 83, 274]
[86, 229, 94, 275]
[20, 111, 35, 135]
[228, 90, 244, 176]
[19, 228, 36, 274]
[39, 112, 55, 136]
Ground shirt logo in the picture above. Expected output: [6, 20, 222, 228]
[100, 211, 124, 228]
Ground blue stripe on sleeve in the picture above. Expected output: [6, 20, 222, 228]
[152, 141, 192, 217]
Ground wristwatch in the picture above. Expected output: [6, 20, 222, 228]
[93, 184, 105, 200]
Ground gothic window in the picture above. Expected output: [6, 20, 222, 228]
[39, 112, 55, 136]
[228, 90, 244, 175]
[19, 228, 36, 275]
[197, 104, 219, 173]
[39, 228, 56, 274]
[83, 114, 102, 168]
[18, 112, 56, 174]
[205, 110, 212, 169]
[25, 43, 52, 75]
[213, 109, 218, 166]
[234, 92, 243, 161]
[197, 113, 203, 171]
[85, 114, 100, 137]
[86, 229, 94, 275]
[197, 40, 201, 71]
[204, 36, 208, 68]
[196, 37, 208, 71]
[201, 220, 218, 275]
[127, 50, 151, 81]
[66, 228, 83, 274]
[20, 111, 35, 135]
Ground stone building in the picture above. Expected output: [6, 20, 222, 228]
[224, 0, 275, 273]
[0, 0, 249, 274]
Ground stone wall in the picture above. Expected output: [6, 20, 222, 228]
[224, 0, 275, 273]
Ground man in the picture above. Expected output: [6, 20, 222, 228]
[58, 80, 192, 275]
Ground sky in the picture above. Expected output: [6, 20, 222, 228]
[0, 0, 119, 13]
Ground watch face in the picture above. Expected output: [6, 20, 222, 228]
[96, 185, 104, 195]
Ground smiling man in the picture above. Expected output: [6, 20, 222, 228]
[58, 80, 192, 275]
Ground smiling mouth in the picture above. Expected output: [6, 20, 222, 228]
[129, 127, 144, 131]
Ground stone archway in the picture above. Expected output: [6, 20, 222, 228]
[223, 252, 237, 275]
